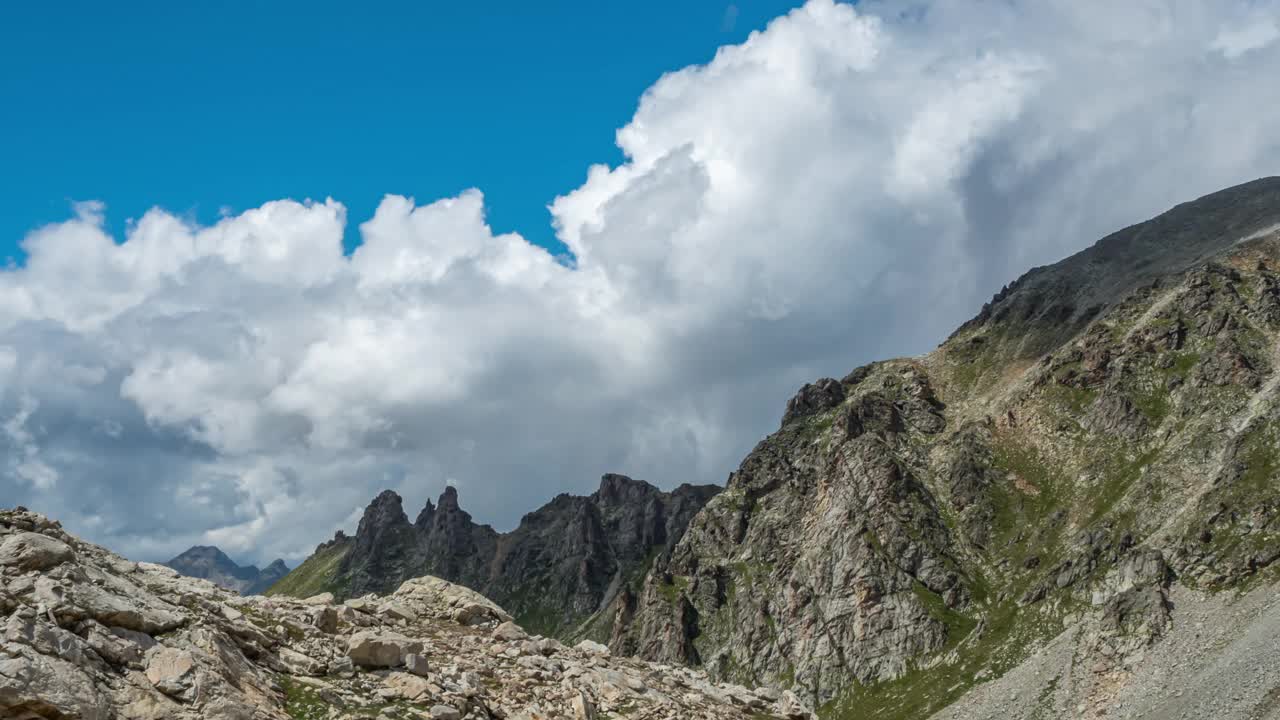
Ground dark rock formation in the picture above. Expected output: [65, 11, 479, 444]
[274, 475, 719, 641]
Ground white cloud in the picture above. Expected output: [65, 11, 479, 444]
[2, 0, 1279, 564]
[1213, 18, 1280, 58]
[4, 395, 58, 490]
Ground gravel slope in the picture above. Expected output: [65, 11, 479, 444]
[933, 577, 1280, 720]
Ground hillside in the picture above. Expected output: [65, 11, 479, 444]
[608, 177, 1280, 718]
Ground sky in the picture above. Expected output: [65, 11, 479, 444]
[2, 0, 1280, 568]
[0, 0, 801, 260]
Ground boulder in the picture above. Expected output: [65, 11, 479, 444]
[144, 646, 197, 700]
[404, 652, 430, 677]
[310, 605, 339, 634]
[430, 705, 462, 720]
[0, 532, 74, 571]
[384, 671, 432, 701]
[493, 621, 528, 642]
[346, 631, 423, 668]
[575, 640, 610, 656]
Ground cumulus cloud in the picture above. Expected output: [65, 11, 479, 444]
[2, 0, 1279, 565]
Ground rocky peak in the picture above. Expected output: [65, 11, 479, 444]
[593, 473, 655, 504]
[359, 489, 410, 530]
[413, 499, 435, 529]
[437, 485, 461, 512]
[780, 377, 845, 426]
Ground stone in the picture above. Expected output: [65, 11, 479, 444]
[453, 603, 500, 626]
[0, 532, 74, 571]
[381, 601, 416, 622]
[493, 621, 528, 642]
[571, 691, 598, 720]
[302, 592, 335, 605]
[311, 605, 339, 633]
[429, 704, 462, 720]
[575, 640, 610, 656]
[144, 646, 196, 699]
[346, 631, 423, 668]
[384, 671, 433, 701]
[405, 652, 430, 677]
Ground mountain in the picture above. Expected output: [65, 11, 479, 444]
[164, 545, 289, 596]
[269, 474, 720, 641]
[0, 506, 811, 719]
[607, 177, 1280, 718]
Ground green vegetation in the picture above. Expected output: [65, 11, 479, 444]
[987, 432, 1072, 565]
[1085, 444, 1161, 524]
[1044, 382, 1097, 415]
[266, 542, 349, 599]
[279, 676, 332, 720]
[1166, 351, 1201, 378]
[1129, 380, 1171, 425]
[817, 598, 1068, 720]
[910, 582, 977, 655]
[656, 574, 690, 604]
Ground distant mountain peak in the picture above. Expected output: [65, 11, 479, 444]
[165, 545, 289, 596]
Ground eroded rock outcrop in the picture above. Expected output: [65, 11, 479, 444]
[0, 507, 811, 719]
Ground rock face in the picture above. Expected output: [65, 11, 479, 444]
[164, 545, 289, 596]
[273, 474, 719, 641]
[0, 506, 807, 720]
[610, 177, 1280, 717]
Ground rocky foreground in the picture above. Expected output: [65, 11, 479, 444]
[0, 507, 812, 719]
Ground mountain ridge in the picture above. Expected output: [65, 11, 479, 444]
[269, 473, 720, 641]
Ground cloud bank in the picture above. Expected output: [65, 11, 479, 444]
[3, 0, 1279, 565]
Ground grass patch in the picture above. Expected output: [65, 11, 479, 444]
[267, 541, 350, 599]
[279, 676, 334, 720]
[817, 598, 1067, 720]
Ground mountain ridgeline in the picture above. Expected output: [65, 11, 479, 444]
[269, 474, 720, 641]
[271, 178, 1280, 720]
[164, 545, 288, 596]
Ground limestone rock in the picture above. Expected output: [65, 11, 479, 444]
[493, 621, 528, 642]
[346, 630, 423, 668]
[145, 646, 196, 699]
[0, 532, 73, 571]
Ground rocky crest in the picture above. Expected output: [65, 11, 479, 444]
[272, 475, 719, 642]
[164, 546, 289, 596]
[0, 506, 812, 719]
[612, 177, 1280, 718]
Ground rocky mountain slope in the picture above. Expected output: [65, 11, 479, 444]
[608, 177, 1280, 718]
[0, 506, 812, 719]
[165, 546, 289, 596]
[271, 475, 719, 643]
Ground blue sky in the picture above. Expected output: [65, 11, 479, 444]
[0, 1, 802, 261]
